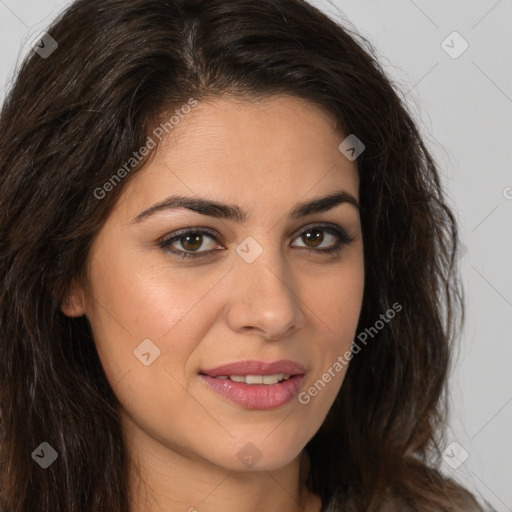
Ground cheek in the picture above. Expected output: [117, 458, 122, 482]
[299, 260, 364, 404]
[305, 260, 364, 341]
[83, 244, 220, 383]
[83, 254, 228, 449]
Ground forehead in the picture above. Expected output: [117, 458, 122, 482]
[160, 94, 345, 162]
[117, 94, 359, 219]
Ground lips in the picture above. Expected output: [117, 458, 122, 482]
[200, 359, 306, 378]
[199, 359, 306, 410]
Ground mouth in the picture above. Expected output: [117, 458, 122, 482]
[210, 373, 292, 384]
[199, 360, 306, 410]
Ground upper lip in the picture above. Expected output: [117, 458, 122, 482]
[200, 359, 306, 377]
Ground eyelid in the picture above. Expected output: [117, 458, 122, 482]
[159, 226, 220, 244]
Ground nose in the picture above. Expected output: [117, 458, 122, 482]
[224, 247, 306, 340]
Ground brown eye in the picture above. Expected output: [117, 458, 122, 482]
[301, 228, 324, 248]
[159, 229, 222, 258]
[291, 224, 351, 253]
[159, 224, 353, 260]
[179, 233, 204, 252]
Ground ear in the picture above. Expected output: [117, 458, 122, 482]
[61, 280, 86, 317]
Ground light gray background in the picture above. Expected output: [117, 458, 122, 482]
[1, 0, 510, 510]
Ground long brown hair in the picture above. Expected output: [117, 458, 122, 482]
[0, 0, 489, 510]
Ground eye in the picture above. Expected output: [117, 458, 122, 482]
[158, 228, 222, 258]
[158, 223, 354, 259]
[291, 223, 354, 255]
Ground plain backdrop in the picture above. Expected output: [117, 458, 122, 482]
[0, 0, 511, 510]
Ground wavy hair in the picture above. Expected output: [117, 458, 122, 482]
[0, 0, 488, 510]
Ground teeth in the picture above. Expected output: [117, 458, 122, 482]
[230, 375, 248, 383]
[245, 375, 263, 384]
[262, 375, 279, 385]
[216, 373, 291, 385]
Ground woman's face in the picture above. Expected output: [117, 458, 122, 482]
[63, 94, 364, 472]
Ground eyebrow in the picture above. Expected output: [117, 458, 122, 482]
[132, 190, 359, 224]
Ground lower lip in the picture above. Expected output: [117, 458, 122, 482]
[200, 374, 305, 410]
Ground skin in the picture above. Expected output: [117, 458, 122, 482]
[62, 94, 365, 512]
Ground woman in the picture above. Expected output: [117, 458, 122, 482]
[0, 0, 490, 510]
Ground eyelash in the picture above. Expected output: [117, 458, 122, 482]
[158, 223, 354, 260]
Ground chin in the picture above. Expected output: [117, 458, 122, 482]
[203, 436, 307, 473]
